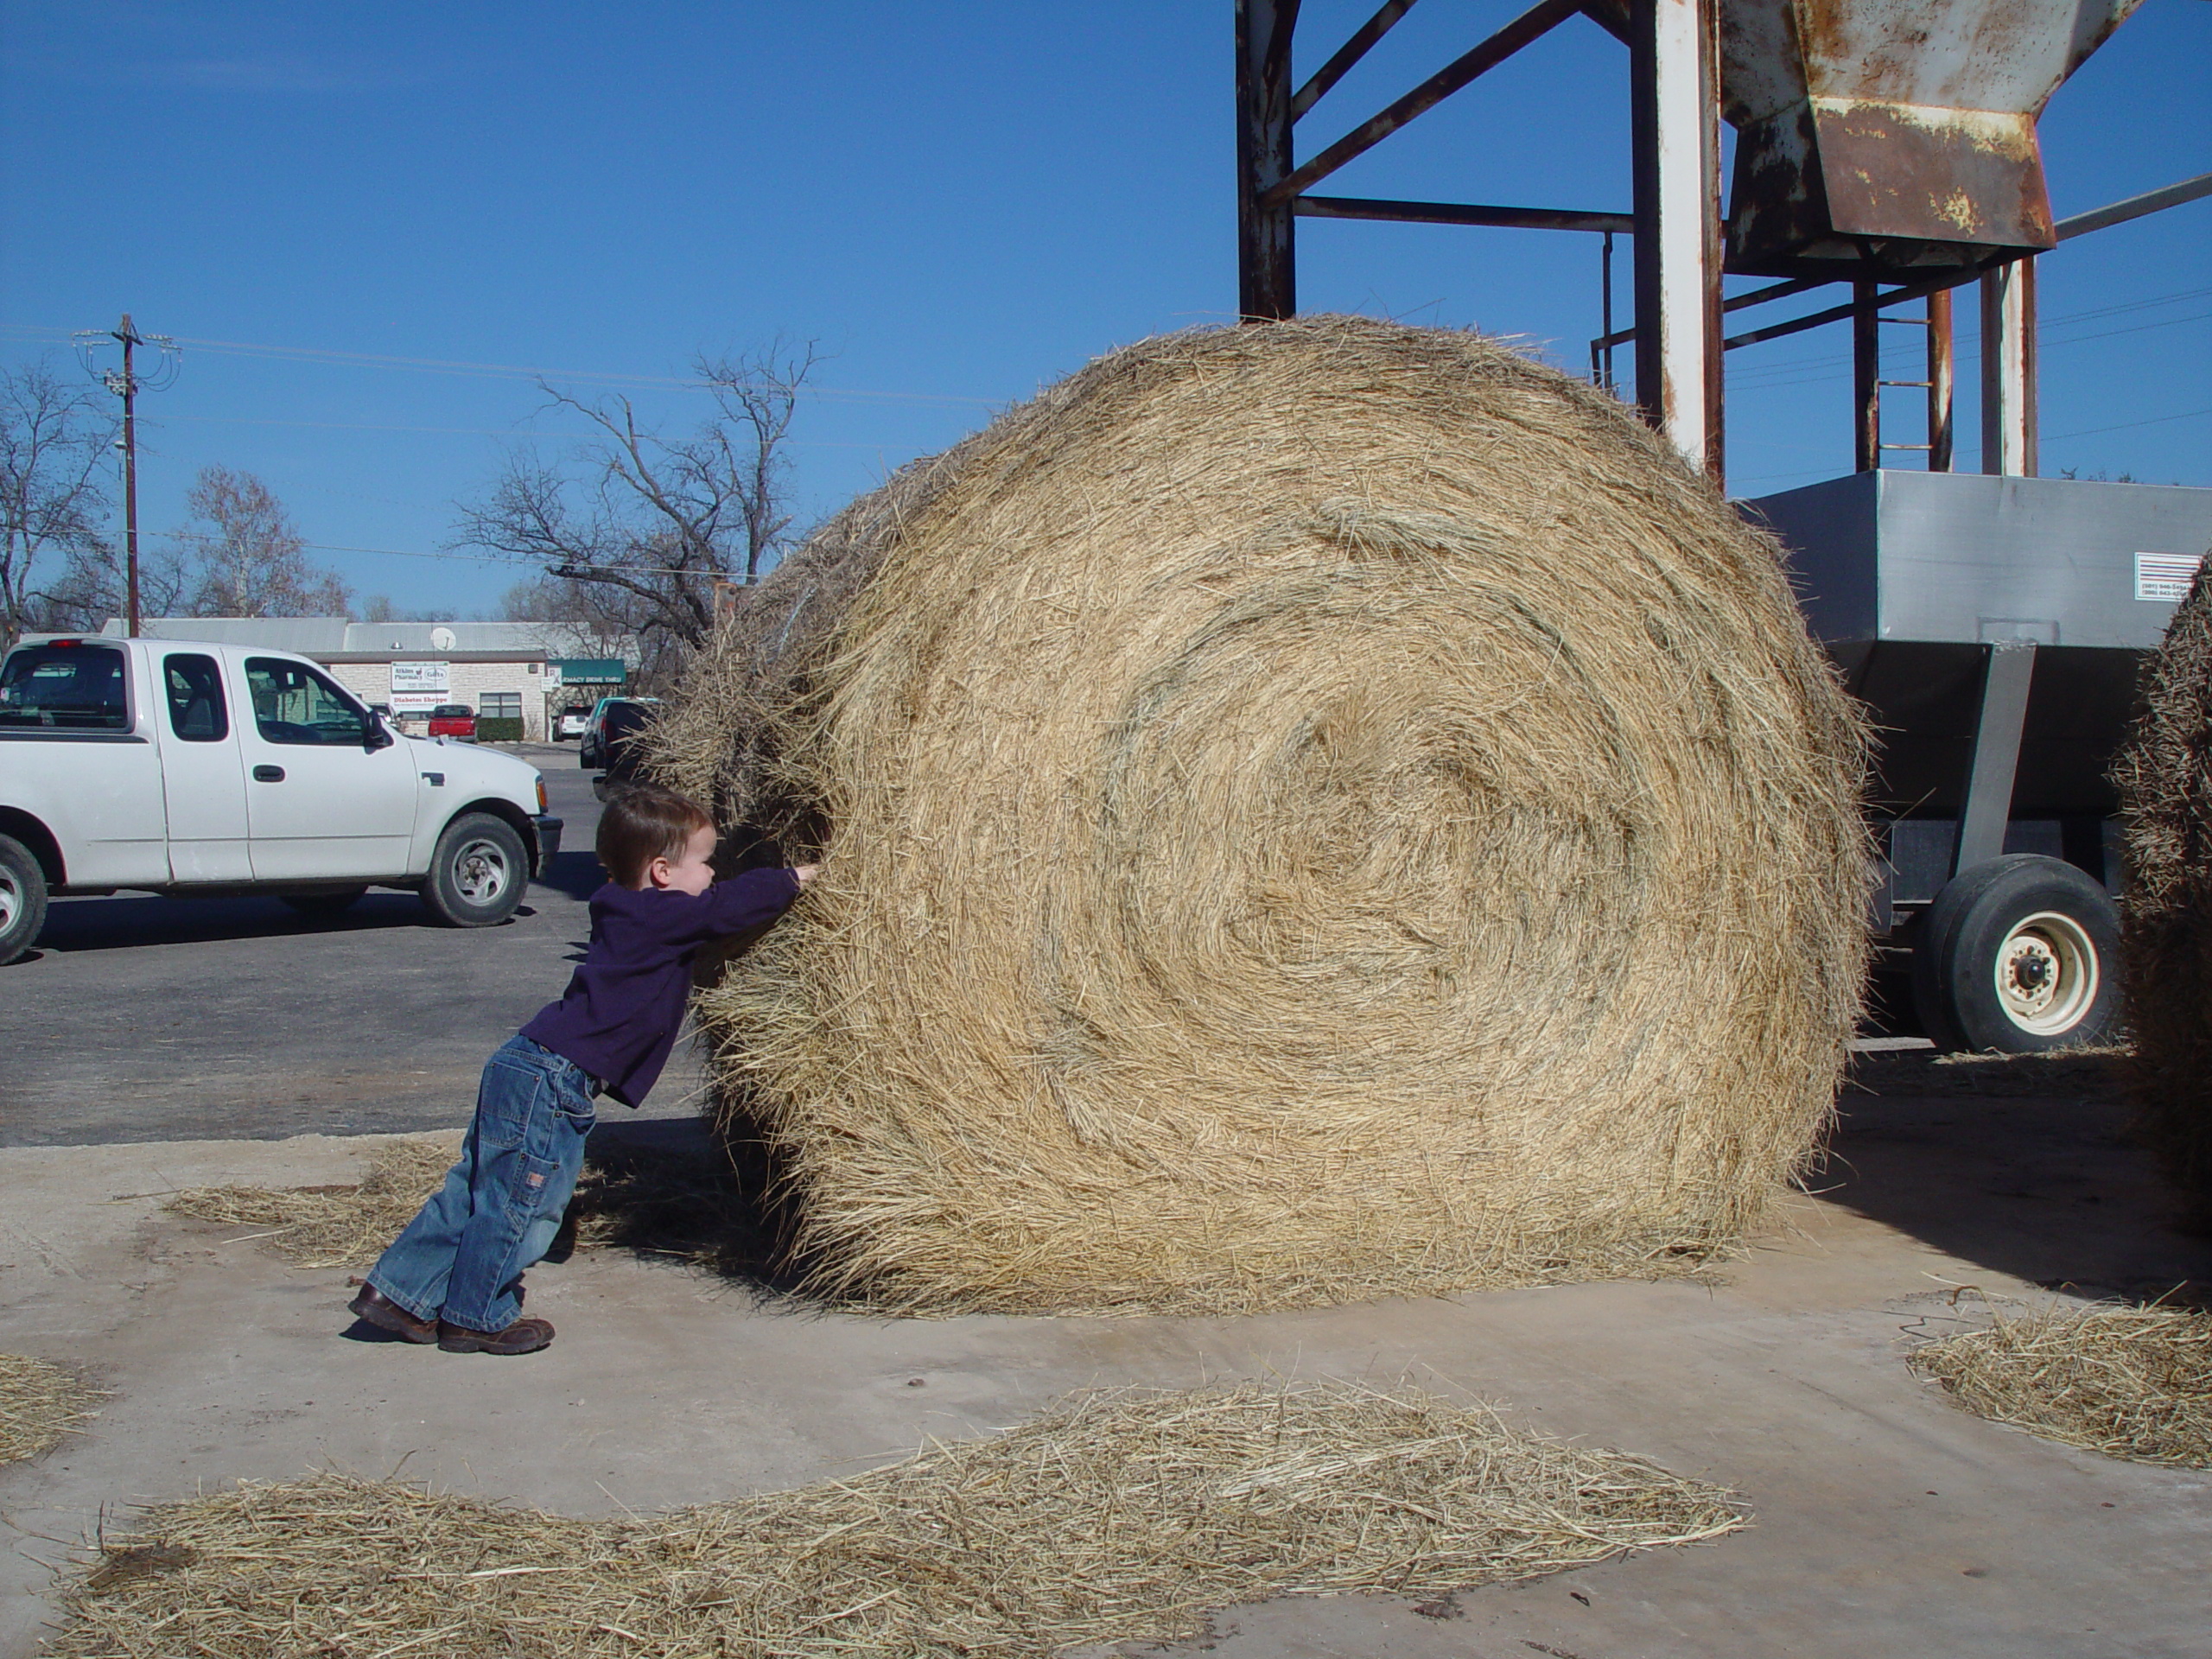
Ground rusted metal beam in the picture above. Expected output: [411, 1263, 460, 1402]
[1629, 0, 1722, 477]
[1587, 274, 1829, 354]
[1853, 282, 1880, 473]
[1258, 0, 1582, 211]
[2054, 170, 2212, 241]
[1296, 194, 1631, 234]
[1927, 287, 1955, 473]
[1718, 263, 2001, 351]
[1289, 0, 1420, 121]
[1236, 0, 1300, 321]
[1981, 257, 2037, 476]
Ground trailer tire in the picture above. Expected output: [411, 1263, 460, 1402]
[422, 813, 527, 928]
[0, 834, 48, 964]
[1911, 854, 2120, 1053]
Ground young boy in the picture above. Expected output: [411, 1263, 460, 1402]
[348, 784, 813, 1355]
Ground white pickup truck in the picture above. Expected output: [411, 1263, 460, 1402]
[0, 634, 563, 962]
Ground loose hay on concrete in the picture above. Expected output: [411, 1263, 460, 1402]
[2111, 559, 2212, 1224]
[1909, 1300, 2212, 1468]
[165, 1137, 456, 1269]
[647, 315, 1872, 1315]
[0, 1354, 102, 1465]
[55, 1382, 1744, 1658]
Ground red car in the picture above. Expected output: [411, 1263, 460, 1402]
[426, 702, 476, 740]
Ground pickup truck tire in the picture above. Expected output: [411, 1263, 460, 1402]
[283, 887, 368, 918]
[0, 834, 48, 964]
[1910, 854, 2120, 1054]
[423, 812, 527, 928]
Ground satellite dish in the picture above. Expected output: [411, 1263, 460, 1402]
[430, 626, 457, 652]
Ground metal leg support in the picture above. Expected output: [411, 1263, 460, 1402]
[1954, 641, 2037, 875]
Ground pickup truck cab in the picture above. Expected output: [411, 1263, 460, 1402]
[427, 702, 476, 740]
[0, 635, 563, 962]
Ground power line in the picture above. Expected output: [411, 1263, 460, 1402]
[2, 322, 995, 409]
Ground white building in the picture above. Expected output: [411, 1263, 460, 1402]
[99, 617, 633, 744]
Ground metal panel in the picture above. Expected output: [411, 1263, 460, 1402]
[1745, 470, 2212, 652]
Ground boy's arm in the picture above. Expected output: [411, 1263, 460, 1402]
[702, 866, 805, 935]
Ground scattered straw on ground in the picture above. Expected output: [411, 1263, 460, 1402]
[164, 1138, 456, 1269]
[0, 1354, 103, 1465]
[56, 1382, 1742, 1657]
[648, 315, 1872, 1315]
[1848, 1044, 2131, 1101]
[1909, 1300, 2212, 1467]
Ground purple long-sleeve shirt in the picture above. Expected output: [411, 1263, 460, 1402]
[521, 868, 802, 1107]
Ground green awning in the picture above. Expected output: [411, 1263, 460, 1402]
[550, 659, 627, 684]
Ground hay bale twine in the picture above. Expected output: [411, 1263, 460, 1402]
[651, 316, 1870, 1314]
[2112, 558, 2212, 1224]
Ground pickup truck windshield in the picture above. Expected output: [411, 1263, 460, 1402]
[245, 657, 367, 746]
[0, 644, 130, 731]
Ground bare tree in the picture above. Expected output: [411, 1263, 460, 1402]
[1, 361, 115, 644]
[452, 340, 819, 658]
[172, 465, 352, 617]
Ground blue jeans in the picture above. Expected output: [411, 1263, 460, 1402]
[366, 1035, 599, 1333]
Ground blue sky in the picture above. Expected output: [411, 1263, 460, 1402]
[3, 1, 2206, 617]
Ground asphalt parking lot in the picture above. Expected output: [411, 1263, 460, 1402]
[0, 748, 709, 1147]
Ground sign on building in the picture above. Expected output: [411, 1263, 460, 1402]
[390, 659, 450, 714]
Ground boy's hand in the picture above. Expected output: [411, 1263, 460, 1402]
[793, 864, 821, 887]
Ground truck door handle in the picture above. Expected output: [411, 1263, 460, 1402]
[252, 765, 286, 783]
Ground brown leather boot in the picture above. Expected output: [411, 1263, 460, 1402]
[347, 1285, 438, 1344]
[437, 1317, 555, 1355]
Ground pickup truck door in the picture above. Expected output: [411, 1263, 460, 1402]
[152, 649, 251, 882]
[237, 655, 418, 880]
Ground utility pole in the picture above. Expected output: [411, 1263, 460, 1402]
[73, 315, 179, 637]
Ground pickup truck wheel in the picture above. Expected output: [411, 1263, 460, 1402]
[0, 834, 48, 964]
[283, 887, 368, 917]
[423, 812, 527, 928]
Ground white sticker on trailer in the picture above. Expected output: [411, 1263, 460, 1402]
[2135, 551, 2202, 602]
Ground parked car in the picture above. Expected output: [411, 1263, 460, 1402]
[554, 704, 592, 741]
[579, 696, 658, 773]
[0, 636, 563, 962]
[427, 702, 476, 740]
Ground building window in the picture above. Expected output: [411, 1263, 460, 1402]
[481, 691, 523, 721]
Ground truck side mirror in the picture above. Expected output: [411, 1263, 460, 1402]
[365, 710, 395, 753]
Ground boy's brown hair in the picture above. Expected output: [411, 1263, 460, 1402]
[595, 784, 715, 887]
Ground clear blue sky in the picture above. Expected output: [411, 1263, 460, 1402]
[3, 1, 2206, 618]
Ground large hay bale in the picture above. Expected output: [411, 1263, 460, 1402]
[651, 316, 1869, 1313]
[2111, 559, 2212, 1222]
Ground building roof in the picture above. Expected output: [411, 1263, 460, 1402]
[100, 617, 637, 664]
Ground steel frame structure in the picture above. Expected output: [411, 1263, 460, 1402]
[1233, 1, 2212, 486]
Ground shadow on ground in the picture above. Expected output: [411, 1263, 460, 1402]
[1821, 1047, 2211, 1304]
[556, 1115, 798, 1291]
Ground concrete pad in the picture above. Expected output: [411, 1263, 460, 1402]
[3, 1088, 2208, 1658]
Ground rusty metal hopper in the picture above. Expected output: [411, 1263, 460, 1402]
[1720, 0, 2145, 279]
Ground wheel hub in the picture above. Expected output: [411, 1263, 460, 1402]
[454, 839, 511, 906]
[0, 870, 17, 933]
[1994, 911, 2098, 1037]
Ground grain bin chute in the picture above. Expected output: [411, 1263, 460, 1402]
[1719, 0, 2148, 280]
[652, 317, 1870, 1315]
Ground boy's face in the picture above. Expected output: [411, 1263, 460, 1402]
[645, 823, 718, 895]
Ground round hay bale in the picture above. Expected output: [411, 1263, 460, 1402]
[2112, 559, 2212, 1224]
[651, 316, 1870, 1314]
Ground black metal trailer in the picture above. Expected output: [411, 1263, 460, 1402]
[1748, 469, 2212, 1052]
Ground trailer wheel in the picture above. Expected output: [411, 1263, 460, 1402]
[422, 813, 527, 928]
[1910, 854, 2120, 1053]
[0, 834, 48, 964]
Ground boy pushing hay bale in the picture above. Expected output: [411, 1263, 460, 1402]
[649, 316, 1871, 1314]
